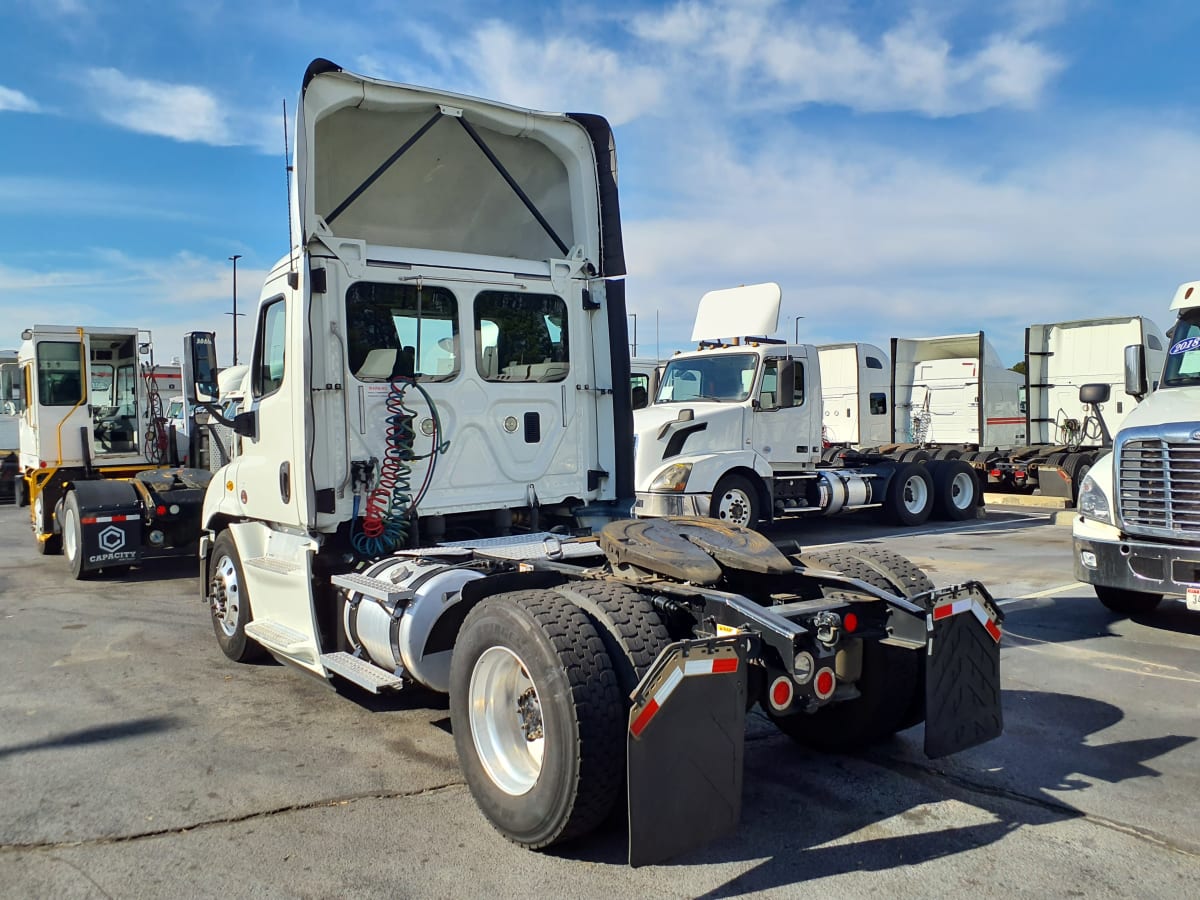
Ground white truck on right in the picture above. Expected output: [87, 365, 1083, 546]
[1074, 280, 1200, 614]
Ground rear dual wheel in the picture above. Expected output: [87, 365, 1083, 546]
[450, 590, 626, 849]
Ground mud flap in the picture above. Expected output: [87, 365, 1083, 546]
[73, 480, 144, 572]
[627, 634, 749, 867]
[924, 586, 1004, 758]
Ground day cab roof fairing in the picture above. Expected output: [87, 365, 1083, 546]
[293, 59, 625, 277]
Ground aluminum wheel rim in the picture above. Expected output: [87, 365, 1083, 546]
[716, 487, 753, 526]
[468, 646, 544, 796]
[63, 505, 78, 561]
[902, 475, 930, 515]
[948, 471, 974, 511]
[210, 554, 241, 638]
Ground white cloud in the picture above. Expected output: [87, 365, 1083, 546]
[628, 1, 1065, 117]
[0, 86, 39, 113]
[620, 121, 1200, 364]
[84, 67, 235, 145]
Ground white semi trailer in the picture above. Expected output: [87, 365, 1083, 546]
[185, 60, 1006, 867]
[1074, 283, 1200, 615]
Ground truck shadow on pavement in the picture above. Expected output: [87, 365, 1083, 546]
[555, 688, 1191, 891]
[0, 715, 178, 760]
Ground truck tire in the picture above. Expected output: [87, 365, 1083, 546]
[1063, 452, 1092, 505]
[17, 477, 29, 508]
[62, 492, 91, 581]
[33, 493, 61, 555]
[881, 462, 934, 526]
[1095, 585, 1162, 615]
[449, 590, 623, 849]
[930, 459, 979, 521]
[552, 582, 671, 698]
[710, 473, 761, 529]
[208, 530, 267, 662]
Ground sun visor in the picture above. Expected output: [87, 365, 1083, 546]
[690, 283, 781, 342]
[294, 62, 610, 269]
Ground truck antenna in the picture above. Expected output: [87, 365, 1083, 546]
[283, 99, 296, 280]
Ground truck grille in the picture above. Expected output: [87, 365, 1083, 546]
[1118, 438, 1200, 535]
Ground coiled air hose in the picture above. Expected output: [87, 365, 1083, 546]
[352, 376, 448, 556]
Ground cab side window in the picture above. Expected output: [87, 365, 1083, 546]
[254, 298, 287, 397]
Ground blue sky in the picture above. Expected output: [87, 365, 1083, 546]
[2, 0, 1199, 367]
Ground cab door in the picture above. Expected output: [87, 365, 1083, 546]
[235, 290, 303, 527]
[750, 354, 819, 469]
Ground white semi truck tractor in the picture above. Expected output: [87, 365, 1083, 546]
[185, 59, 1006, 866]
[632, 284, 982, 529]
[1074, 281, 1200, 615]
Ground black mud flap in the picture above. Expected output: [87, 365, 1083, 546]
[924, 584, 1004, 758]
[73, 480, 144, 572]
[627, 634, 750, 867]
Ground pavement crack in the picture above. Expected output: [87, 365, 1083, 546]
[0, 780, 466, 853]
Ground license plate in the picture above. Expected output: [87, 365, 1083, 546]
[1187, 586, 1200, 611]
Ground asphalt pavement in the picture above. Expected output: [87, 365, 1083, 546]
[1, 501, 1197, 899]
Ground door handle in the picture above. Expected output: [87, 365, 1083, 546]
[279, 461, 291, 504]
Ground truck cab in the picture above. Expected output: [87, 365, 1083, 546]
[1074, 280, 1200, 614]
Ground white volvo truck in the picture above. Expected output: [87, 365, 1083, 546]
[186, 59, 1005, 866]
[1074, 281, 1200, 614]
[632, 284, 983, 529]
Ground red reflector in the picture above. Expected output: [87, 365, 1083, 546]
[630, 698, 659, 738]
[985, 618, 1003, 643]
[39, 460, 47, 468]
[81, 517, 97, 525]
[771, 678, 792, 708]
[712, 657, 738, 674]
[989, 468, 1002, 477]
[932, 603, 954, 621]
[843, 612, 858, 633]
[156, 505, 167, 515]
[814, 668, 835, 699]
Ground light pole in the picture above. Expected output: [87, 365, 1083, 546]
[227, 254, 245, 364]
[628, 313, 638, 358]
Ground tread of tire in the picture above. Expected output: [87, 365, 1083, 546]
[466, 589, 624, 847]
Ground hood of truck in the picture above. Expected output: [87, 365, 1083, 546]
[633, 403, 747, 486]
[1117, 385, 1200, 434]
[294, 59, 623, 274]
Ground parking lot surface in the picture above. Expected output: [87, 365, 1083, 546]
[1, 503, 1198, 898]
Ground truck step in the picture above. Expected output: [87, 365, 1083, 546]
[245, 620, 310, 654]
[244, 556, 301, 575]
[330, 572, 413, 603]
[320, 652, 404, 693]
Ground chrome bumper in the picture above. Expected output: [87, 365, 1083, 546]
[632, 491, 709, 519]
[1074, 531, 1200, 598]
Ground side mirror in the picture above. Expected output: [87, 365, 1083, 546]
[776, 358, 795, 408]
[1079, 383, 1110, 405]
[1123, 343, 1148, 400]
[183, 331, 220, 403]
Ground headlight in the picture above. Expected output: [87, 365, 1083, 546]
[1077, 471, 1111, 523]
[650, 462, 692, 492]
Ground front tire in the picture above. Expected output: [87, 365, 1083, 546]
[1096, 585, 1162, 615]
[449, 590, 623, 849]
[208, 530, 266, 662]
[710, 473, 761, 529]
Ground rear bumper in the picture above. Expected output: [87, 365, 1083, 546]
[1074, 518, 1200, 598]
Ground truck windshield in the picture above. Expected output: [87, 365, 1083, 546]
[1162, 309, 1200, 387]
[656, 353, 757, 403]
